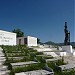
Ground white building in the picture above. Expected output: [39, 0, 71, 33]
[17, 36, 37, 46]
[0, 30, 16, 45]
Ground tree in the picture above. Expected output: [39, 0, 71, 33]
[12, 29, 24, 37]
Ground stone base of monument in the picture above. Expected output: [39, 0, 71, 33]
[62, 45, 73, 53]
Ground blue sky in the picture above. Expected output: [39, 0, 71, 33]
[0, 0, 74, 43]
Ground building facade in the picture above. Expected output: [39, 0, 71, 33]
[0, 30, 16, 45]
[17, 36, 37, 46]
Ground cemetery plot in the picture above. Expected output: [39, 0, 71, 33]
[2, 45, 54, 75]
[1, 45, 75, 75]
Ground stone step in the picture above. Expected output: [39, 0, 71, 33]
[0, 59, 6, 62]
[0, 66, 8, 71]
[0, 57, 6, 60]
[0, 70, 10, 75]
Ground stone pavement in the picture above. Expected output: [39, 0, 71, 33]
[64, 56, 75, 64]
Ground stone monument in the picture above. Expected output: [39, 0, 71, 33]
[62, 22, 73, 53]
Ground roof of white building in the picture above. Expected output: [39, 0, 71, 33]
[17, 36, 37, 39]
[0, 29, 16, 35]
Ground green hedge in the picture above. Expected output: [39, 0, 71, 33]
[12, 63, 45, 73]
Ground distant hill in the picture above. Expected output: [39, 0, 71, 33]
[70, 42, 75, 47]
[44, 41, 58, 46]
[44, 41, 75, 48]
[57, 42, 75, 48]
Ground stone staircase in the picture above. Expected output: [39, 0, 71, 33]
[0, 47, 9, 75]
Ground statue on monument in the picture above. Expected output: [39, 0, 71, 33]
[64, 22, 70, 45]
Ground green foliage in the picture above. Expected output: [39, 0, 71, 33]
[43, 56, 53, 59]
[54, 69, 75, 75]
[36, 56, 46, 63]
[56, 59, 65, 66]
[8, 63, 12, 70]
[62, 69, 75, 75]
[47, 59, 66, 73]
[2, 45, 75, 75]
[12, 63, 44, 73]
[35, 52, 43, 55]
[3, 45, 38, 63]
[7, 56, 34, 63]
[9, 70, 15, 75]
[12, 29, 24, 37]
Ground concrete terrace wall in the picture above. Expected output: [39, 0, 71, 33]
[55, 52, 67, 56]
[0, 30, 16, 45]
[62, 45, 73, 53]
